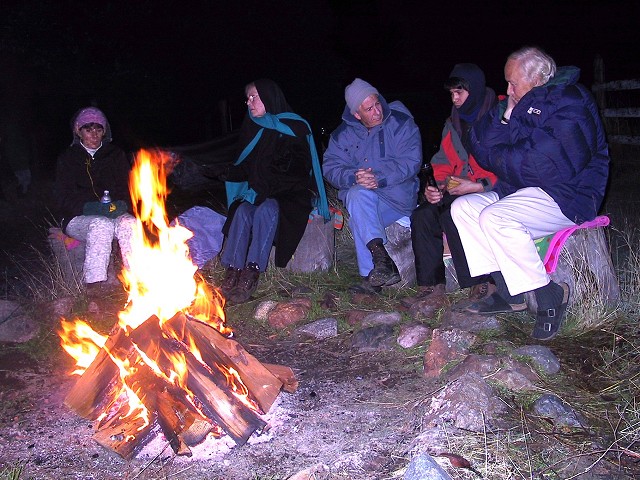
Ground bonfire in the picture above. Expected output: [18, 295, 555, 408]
[58, 149, 295, 459]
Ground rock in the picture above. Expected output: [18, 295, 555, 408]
[384, 221, 416, 289]
[512, 345, 561, 375]
[397, 324, 431, 348]
[408, 427, 451, 457]
[423, 328, 477, 378]
[409, 293, 448, 320]
[350, 324, 395, 352]
[48, 227, 118, 288]
[344, 309, 370, 326]
[444, 354, 503, 380]
[362, 311, 402, 327]
[319, 291, 339, 310]
[350, 292, 378, 305]
[290, 285, 314, 296]
[253, 300, 278, 321]
[295, 318, 338, 340]
[439, 309, 501, 333]
[267, 298, 312, 329]
[525, 226, 619, 317]
[403, 453, 452, 480]
[486, 361, 540, 392]
[423, 372, 507, 432]
[533, 393, 588, 429]
[287, 463, 330, 480]
[87, 301, 100, 314]
[271, 213, 335, 273]
[0, 300, 38, 343]
[445, 354, 539, 391]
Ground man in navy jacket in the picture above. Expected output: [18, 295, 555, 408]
[451, 46, 609, 340]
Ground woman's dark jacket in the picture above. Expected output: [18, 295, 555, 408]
[224, 80, 317, 267]
[468, 66, 609, 224]
[54, 143, 131, 231]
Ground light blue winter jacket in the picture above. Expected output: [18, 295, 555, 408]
[322, 94, 422, 216]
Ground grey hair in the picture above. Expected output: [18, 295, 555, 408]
[508, 46, 556, 86]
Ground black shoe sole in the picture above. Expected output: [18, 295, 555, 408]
[465, 292, 528, 314]
[348, 283, 382, 295]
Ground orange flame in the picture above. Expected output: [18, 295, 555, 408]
[58, 149, 255, 445]
[58, 319, 107, 375]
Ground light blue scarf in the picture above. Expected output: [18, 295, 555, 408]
[225, 111, 330, 221]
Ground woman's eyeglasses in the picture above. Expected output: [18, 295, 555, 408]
[246, 94, 260, 105]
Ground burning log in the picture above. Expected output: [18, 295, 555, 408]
[64, 326, 130, 419]
[263, 363, 299, 393]
[186, 319, 287, 412]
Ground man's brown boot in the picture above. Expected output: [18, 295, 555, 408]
[366, 238, 401, 287]
[228, 263, 260, 304]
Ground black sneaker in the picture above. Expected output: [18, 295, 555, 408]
[465, 292, 527, 314]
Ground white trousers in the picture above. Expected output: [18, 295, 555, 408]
[450, 188, 576, 296]
[66, 214, 136, 283]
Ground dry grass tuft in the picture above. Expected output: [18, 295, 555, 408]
[6, 246, 83, 302]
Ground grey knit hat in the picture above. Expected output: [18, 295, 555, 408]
[345, 78, 379, 115]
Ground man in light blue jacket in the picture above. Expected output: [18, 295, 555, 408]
[323, 79, 422, 294]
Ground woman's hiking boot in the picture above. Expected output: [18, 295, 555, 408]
[451, 281, 497, 311]
[220, 267, 242, 298]
[228, 263, 260, 304]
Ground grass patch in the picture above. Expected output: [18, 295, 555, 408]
[0, 463, 30, 480]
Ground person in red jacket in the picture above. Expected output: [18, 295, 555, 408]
[404, 64, 498, 309]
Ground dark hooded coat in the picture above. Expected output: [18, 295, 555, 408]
[223, 79, 317, 267]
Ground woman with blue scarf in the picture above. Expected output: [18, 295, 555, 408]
[220, 79, 329, 304]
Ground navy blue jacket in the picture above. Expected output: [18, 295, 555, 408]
[469, 66, 609, 224]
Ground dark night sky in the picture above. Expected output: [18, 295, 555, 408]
[1, 0, 639, 173]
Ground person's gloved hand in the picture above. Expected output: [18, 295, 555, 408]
[201, 163, 231, 181]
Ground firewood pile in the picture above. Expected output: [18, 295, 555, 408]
[64, 311, 296, 459]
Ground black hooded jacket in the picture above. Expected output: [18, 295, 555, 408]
[223, 79, 316, 267]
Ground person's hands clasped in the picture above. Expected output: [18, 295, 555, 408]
[355, 168, 378, 189]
